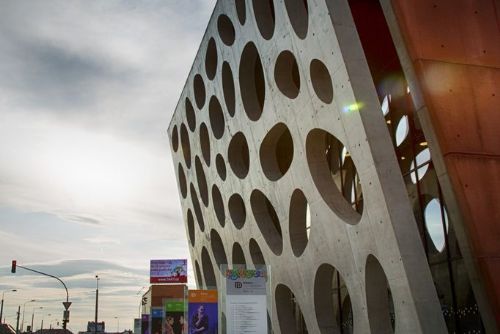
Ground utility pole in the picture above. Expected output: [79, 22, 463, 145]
[15, 306, 20, 334]
[1, 289, 17, 324]
[95, 275, 99, 334]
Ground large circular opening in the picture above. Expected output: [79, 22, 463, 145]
[232, 242, 246, 265]
[217, 15, 235, 46]
[259, 123, 294, 181]
[239, 42, 266, 121]
[289, 189, 310, 257]
[210, 229, 228, 272]
[274, 50, 300, 99]
[228, 193, 246, 229]
[178, 163, 187, 198]
[180, 123, 191, 168]
[185, 98, 196, 131]
[235, 0, 246, 25]
[228, 132, 250, 178]
[199, 123, 211, 166]
[171, 125, 179, 152]
[190, 183, 205, 232]
[195, 156, 209, 207]
[276, 284, 309, 334]
[249, 238, 266, 266]
[201, 247, 217, 289]
[310, 59, 333, 104]
[209, 95, 225, 139]
[284, 0, 309, 39]
[424, 198, 449, 253]
[187, 209, 195, 247]
[193, 74, 206, 109]
[366, 255, 395, 333]
[216, 154, 227, 181]
[306, 129, 363, 223]
[222, 62, 235, 117]
[250, 189, 283, 256]
[252, 0, 275, 40]
[205, 38, 218, 81]
[314, 264, 354, 333]
[212, 185, 225, 227]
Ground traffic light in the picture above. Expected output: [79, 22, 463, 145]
[11, 260, 16, 273]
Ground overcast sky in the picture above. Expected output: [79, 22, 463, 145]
[0, 0, 215, 331]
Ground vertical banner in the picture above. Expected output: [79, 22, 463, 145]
[141, 314, 150, 334]
[165, 298, 187, 334]
[225, 267, 268, 334]
[188, 290, 218, 334]
[151, 308, 163, 334]
[134, 318, 141, 334]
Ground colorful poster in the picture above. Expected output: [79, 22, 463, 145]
[188, 290, 218, 334]
[151, 308, 163, 334]
[225, 268, 267, 334]
[141, 314, 150, 334]
[150, 259, 188, 283]
[165, 299, 187, 334]
[134, 318, 141, 334]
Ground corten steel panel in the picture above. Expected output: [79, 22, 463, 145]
[168, 0, 446, 332]
[390, 0, 500, 328]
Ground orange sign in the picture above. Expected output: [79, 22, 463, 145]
[188, 290, 217, 303]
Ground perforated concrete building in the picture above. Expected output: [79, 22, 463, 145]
[168, 0, 499, 333]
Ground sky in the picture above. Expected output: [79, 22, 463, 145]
[0, 0, 215, 331]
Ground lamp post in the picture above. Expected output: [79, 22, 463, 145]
[94, 275, 99, 334]
[31, 307, 43, 333]
[21, 299, 36, 332]
[1, 289, 17, 324]
[114, 317, 119, 333]
[136, 287, 145, 318]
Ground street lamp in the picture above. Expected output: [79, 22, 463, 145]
[21, 299, 36, 331]
[1, 289, 17, 324]
[114, 317, 119, 333]
[31, 307, 43, 332]
[136, 287, 145, 318]
[95, 275, 100, 334]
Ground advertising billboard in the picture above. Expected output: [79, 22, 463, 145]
[165, 299, 187, 334]
[150, 259, 187, 283]
[188, 290, 218, 334]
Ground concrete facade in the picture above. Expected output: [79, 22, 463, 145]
[168, 0, 495, 333]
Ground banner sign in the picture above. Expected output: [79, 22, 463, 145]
[225, 268, 267, 334]
[150, 259, 187, 283]
[133, 318, 141, 334]
[141, 314, 149, 334]
[188, 290, 218, 334]
[165, 299, 188, 334]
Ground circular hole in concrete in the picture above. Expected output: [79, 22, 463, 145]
[366, 255, 395, 333]
[209, 96, 225, 139]
[178, 163, 187, 198]
[276, 284, 309, 334]
[249, 238, 266, 266]
[193, 74, 206, 109]
[289, 189, 309, 257]
[284, 0, 309, 39]
[216, 154, 227, 181]
[180, 123, 191, 168]
[314, 264, 353, 333]
[210, 229, 228, 272]
[274, 50, 300, 99]
[250, 189, 283, 255]
[190, 183, 205, 232]
[228, 132, 250, 178]
[232, 242, 246, 265]
[205, 38, 218, 81]
[195, 156, 209, 207]
[222, 62, 235, 117]
[260, 123, 294, 181]
[185, 98, 196, 131]
[187, 209, 195, 247]
[395, 115, 409, 146]
[228, 193, 246, 229]
[410, 148, 430, 183]
[239, 42, 266, 121]
[235, 0, 246, 25]
[218, 15, 235, 46]
[201, 247, 217, 289]
[306, 129, 363, 223]
[195, 260, 203, 287]
[212, 185, 225, 227]
[310, 59, 333, 104]
[252, 0, 275, 40]
[199, 123, 211, 166]
[424, 198, 448, 253]
[171, 125, 179, 152]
